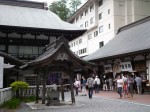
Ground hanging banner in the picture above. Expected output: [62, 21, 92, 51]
[0, 56, 4, 88]
[120, 61, 133, 72]
[113, 62, 121, 73]
[104, 64, 112, 73]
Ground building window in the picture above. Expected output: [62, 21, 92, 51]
[79, 39, 82, 44]
[0, 45, 5, 51]
[74, 42, 75, 46]
[25, 76, 37, 85]
[85, 9, 88, 16]
[79, 48, 87, 54]
[90, 5, 94, 12]
[80, 24, 83, 28]
[108, 9, 110, 14]
[88, 34, 92, 40]
[76, 41, 78, 45]
[76, 17, 79, 22]
[99, 0, 103, 7]
[76, 51, 78, 55]
[108, 24, 111, 29]
[80, 13, 83, 19]
[90, 17, 94, 24]
[83, 48, 87, 53]
[94, 31, 98, 37]
[99, 41, 104, 48]
[99, 25, 103, 33]
[85, 21, 88, 27]
[71, 43, 73, 47]
[99, 12, 103, 20]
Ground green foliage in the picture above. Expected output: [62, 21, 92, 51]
[10, 81, 29, 91]
[0, 98, 21, 109]
[22, 96, 36, 103]
[49, 0, 82, 21]
[69, 0, 82, 14]
[10, 81, 29, 98]
[49, 0, 71, 21]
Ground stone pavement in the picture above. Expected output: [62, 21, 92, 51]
[94, 91, 150, 105]
[13, 91, 150, 112]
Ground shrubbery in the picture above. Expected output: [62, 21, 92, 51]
[0, 98, 21, 109]
[10, 81, 29, 98]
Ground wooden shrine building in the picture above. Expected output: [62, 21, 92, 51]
[22, 36, 93, 104]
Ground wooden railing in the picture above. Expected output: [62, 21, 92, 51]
[0, 84, 70, 104]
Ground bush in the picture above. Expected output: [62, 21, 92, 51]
[10, 81, 29, 91]
[0, 98, 21, 109]
[10, 81, 29, 98]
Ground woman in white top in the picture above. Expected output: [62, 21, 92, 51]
[117, 75, 123, 99]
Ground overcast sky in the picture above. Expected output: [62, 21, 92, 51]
[30, 0, 58, 6]
[29, 0, 87, 7]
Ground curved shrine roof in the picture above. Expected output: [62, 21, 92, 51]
[0, 4, 86, 32]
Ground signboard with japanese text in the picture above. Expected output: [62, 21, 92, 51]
[113, 62, 121, 73]
[56, 53, 69, 61]
[120, 61, 133, 72]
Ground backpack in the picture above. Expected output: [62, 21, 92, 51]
[88, 78, 93, 87]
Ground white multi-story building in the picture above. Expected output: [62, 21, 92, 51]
[68, 0, 150, 57]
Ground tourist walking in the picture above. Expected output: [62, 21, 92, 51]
[108, 76, 113, 91]
[74, 78, 80, 96]
[117, 75, 123, 99]
[81, 76, 87, 96]
[87, 75, 94, 99]
[135, 74, 142, 94]
[103, 75, 108, 91]
[122, 74, 128, 97]
[94, 75, 101, 93]
[127, 75, 134, 99]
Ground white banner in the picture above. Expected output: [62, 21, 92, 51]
[120, 61, 133, 72]
[0, 56, 4, 88]
[104, 64, 112, 73]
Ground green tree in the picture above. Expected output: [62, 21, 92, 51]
[49, 0, 71, 21]
[69, 0, 81, 14]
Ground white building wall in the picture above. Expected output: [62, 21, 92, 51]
[133, 0, 150, 22]
[69, 0, 150, 57]
[0, 56, 4, 88]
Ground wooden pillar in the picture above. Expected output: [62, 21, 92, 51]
[69, 66, 75, 104]
[61, 77, 65, 101]
[35, 73, 40, 103]
[6, 33, 8, 53]
[42, 73, 46, 104]
[97, 62, 100, 77]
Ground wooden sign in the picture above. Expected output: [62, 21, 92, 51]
[56, 53, 69, 61]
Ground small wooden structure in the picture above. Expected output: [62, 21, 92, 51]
[23, 36, 93, 104]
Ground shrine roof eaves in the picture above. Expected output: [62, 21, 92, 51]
[0, 51, 25, 66]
